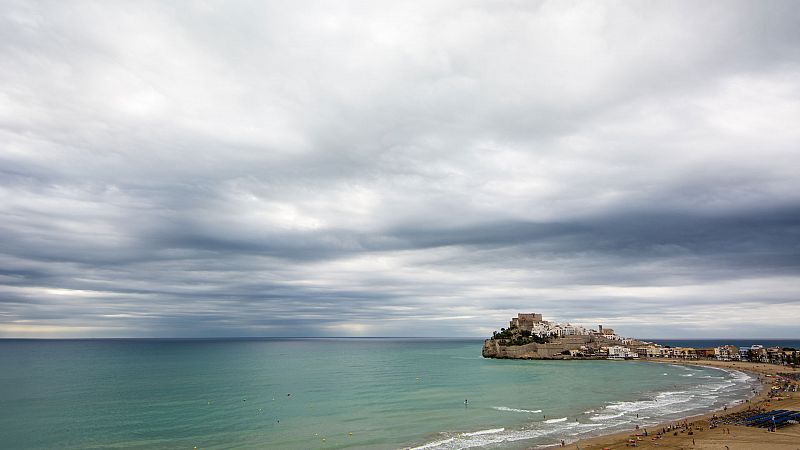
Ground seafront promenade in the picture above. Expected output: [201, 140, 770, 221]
[564, 359, 800, 450]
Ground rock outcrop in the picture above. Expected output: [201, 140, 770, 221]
[482, 313, 645, 359]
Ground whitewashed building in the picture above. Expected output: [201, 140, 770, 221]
[607, 346, 638, 359]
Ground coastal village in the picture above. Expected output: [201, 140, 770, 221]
[483, 313, 800, 365]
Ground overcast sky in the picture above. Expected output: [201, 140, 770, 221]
[1, 1, 799, 339]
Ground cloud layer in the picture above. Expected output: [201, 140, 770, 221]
[1, 0, 799, 338]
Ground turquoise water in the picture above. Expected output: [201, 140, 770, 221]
[0, 338, 757, 449]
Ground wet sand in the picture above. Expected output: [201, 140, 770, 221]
[554, 359, 800, 450]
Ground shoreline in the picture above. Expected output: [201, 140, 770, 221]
[550, 359, 800, 450]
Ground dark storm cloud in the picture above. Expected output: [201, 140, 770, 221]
[1, 0, 799, 337]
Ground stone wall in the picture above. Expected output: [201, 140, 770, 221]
[482, 334, 598, 359]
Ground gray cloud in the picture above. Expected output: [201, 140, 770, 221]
[1, 0, 799, 338]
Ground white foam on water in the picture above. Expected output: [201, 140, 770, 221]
[706, 381, 735, 392]
[544, 417, 568, 423]
[729, 369, 754, 383]
[604, 390, 688, 413]
[590, 412, 625, 421]
[493, 406, 542, 413]
[462, 428, 504, 437]
[408, 437, 455, 449]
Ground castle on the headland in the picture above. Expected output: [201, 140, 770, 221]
[483, 313, 642, 360]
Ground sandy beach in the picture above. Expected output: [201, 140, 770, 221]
[554, 359, 800, 450]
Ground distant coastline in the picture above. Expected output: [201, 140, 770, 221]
[483, 313, 800, 366]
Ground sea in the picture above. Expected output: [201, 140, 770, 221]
[1, 338, 791, 450]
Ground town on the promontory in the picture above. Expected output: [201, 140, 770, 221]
[483, 313, 800, 363]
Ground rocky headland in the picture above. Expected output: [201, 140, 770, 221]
[482, 313, 646, 359]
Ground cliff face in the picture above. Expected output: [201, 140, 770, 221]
[482, 339, 538, 358]
[482, 335, 600, 359]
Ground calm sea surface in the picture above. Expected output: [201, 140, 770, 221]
[0, 338, 766, 449]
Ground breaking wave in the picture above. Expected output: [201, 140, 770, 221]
[463, 428, 504, 437]
[544, 417, 568, 423]
[493, 406, 542, 414]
